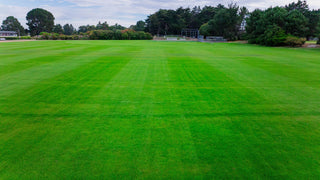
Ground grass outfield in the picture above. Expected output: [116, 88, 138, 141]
[0, 40, 320, 179]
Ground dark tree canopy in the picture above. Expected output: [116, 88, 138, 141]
[1, 16, 26, 35]
[26, 8, 55, 36]
[207, 4, 243, 40]
[78, 25, 96, 33]
[52, 24, 63, 34]
[131, 20, 146, 31]
[245, 1, 319, 46]
[109, 23, 126, 31]
[144, 4, 246, 40]
[63, 24, 75, 35]
[96, 21, 109, 30]
[285, 0, 309, 15]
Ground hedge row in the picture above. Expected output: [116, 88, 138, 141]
[39, 30, 153, 40]
[88, 30, 153, 40]
[0, 36, 32, 40]
[39, 32, 89, 40]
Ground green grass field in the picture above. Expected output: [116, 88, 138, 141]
[0, 41, 320, 179]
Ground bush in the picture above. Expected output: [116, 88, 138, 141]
[40, 32, 50, 40]
[0, 36, 31, 40]
[285, 36, 306, 47]
[37, 30, 152, 41]
[257, 25, 288, 46]
[59, 34, 66, 40]
[89, 29, 153, 40]
[317, 36, 320, 45]
[19, 36, 32, 40]
[38, 32, 85, 40]
[72, 35, 80, 40]
[50, 33, 59, 40]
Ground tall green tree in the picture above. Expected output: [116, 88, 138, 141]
[26, 8, 55, 36]
[78, 25, 96, 33]
[246, 2, 316, 46]
[109, 23, 126, 31]
[206, 4, 243, 40]
[285, 0, 309, 15]
[245, 9, 264, 43]
[285, 10, 308, 37]
[63, 24, 75, 35]
[52, 24, 63, 34]
[1, 16, 26, 35]
[285, 0, 320, 38]
[132, 20, 146, 31]
[199, 23, 211, 37]
[96, 21, 109, 30]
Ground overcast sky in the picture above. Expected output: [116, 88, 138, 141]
[1, 0, 320, 28]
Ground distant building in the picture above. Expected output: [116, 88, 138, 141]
[0, 31, 18, 37]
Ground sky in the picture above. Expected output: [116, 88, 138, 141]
[1, 0, 320, 29]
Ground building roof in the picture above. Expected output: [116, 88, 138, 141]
[0, 31, 17, 33]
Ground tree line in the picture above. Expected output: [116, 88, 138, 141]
[246, 0, 320, 46]
[145, 4, 248, 40]
[0, 8, 130, 37]
[1, 1, 319, 45]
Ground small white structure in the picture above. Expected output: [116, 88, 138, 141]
[0, 31, 18, 37]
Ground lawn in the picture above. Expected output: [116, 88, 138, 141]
[0, 40, 320, 179]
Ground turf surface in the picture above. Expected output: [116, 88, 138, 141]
[0, 40, 320, 179]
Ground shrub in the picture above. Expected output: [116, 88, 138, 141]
[317, 36, 320, 45]
[79, 36, 89, 40]
[89, 29, 153, 40]
[1, 37, 18, 40]
[285, 36, 306, 47]
[20, 36, 32, 39]
[66, 35, 74, 40]
[50, 33, 59, 40]
[40, 32, 50, 40]
[59, 34, 66, 40]
[257, 25, 288, 46]
[72, 35, 80, 40]
[38, 32, 84, 40]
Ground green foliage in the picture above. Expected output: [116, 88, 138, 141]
[246, 9, 264, 44]
[208, 4, 240, 40]
[0, 36, 31, 40]
[285, 10, 309, 37]
[39, 32, 85, 40]
[1, 16, 26, 36]
[285, 0, 309, 15]
[78, 25, 96, 33]
[199, 23, 211, 36]
[145, 4, 246, 40]
[132, 20, 146, 31]
[88, 30, 152, 40]
[26, 8, 55, 36]
[96, 21, 109, 30]
[247, 1, 320, 46]
[285, 35, 306, 47]
[59, 34, 66, 40]
[258, 25, 288, 46]
[63, 24, 75, 35]
[109, 23, 126, 31]
[52, 24, 63, 34]
[317, 36, 320, 44]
